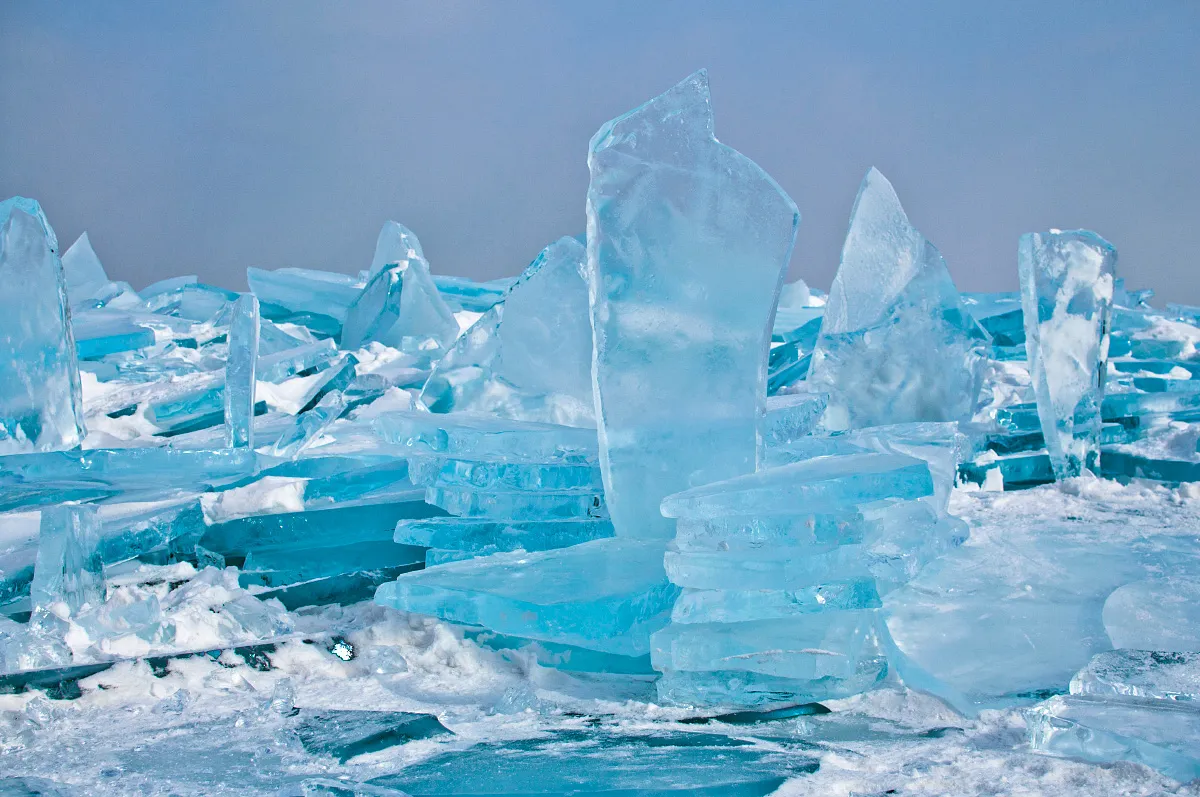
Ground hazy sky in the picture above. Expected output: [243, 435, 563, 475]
[2, 2, 1198, 300]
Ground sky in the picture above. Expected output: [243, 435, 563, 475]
[2, 1, 1198, 300]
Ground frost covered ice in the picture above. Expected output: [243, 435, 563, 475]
[3, 69, 1200, 795]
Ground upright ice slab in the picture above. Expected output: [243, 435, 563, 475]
[1018, 229, 1117, 478]
[586, 69, 799, 538]
[224, 294, 260, 448]
[0, 203, 84, 454]
[806, 168, 990, 430]
[60, 232, 112, 309]
[31, 505, 104, 619]
[420, 237, 594, 426]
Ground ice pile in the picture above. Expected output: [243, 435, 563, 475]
[2, 67, 1200, 786]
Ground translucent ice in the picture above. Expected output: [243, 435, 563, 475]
[1072, 650, 1200, 702]
[31, 505, 104, 619]
[586, 69, 799, 538]
[367, 220, 425, 278]
[806, 168, 990, 430]
[1103, 577, 1200, 653]
[224, 294, 260, 448]
[60, 232, 113, 309]
[1018, 229, 1117, 478]
[0, 205, 85, 454]
[420, 237, 594, 426]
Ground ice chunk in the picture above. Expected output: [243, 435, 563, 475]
[60, 232, 111, 308]
[1072, 650, 1200, 702]
[433, 274, 512, 312]
[247, 266, 361, 335]
[0, 206, 85, 453]
[407, 454, 601, 492]
[374, 410, 598, 465]
[660, 452, 933, 519]
[31, 505, 104, 619]
[1103, 577, 1200, 653]
[420, 237, 594, 426]
[586, 69, 799, 538]
[368, 730, 815, 795]
[269, 391, 346, 460]
[763, 393, 827, 447]
[224, 294, 260, 448]
[394, 516, 614, 554]
[241, 540, 425, 589]
[342, 225, 458, 357]
[295, 709, 450, 763]
[1018, 229, 1117, 478]
[376, 538, 680, 657]
[1026, 695, 1200, 783]
[0, 196, 57, 252]
[425, 485, 605, 520]
[806, 168, 990, 430]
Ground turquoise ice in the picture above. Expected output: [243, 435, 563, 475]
[0, 202, 84, 454]
[31, 505, 104, 619]
[1018, 229, 1117, 478]
[586, 69, 799, 538]
[224, 294, 259, 449]
[806, 168, 990, 430]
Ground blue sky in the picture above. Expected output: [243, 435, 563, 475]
[2, 1, 1198, 299]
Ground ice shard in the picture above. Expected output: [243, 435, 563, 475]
[0, 204, 85, 454]
[1018, 229, 1117, 478]
[586, 69, 799, 538]
[60, 232, 112, 308]
[1103, 577, 1200, 653]
[224, 293, 260, 448]
[342, 223, 458, 357]
[31, 505, 104, 619]
[806, 168, 990, 430]
[421, 237, 594, 426]
[367, 220, 425, 278]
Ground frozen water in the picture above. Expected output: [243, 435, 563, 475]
[806, 168, 990, 430]
[586, 69, 799, 538]
[0, 204, 84, 453]
[31, 505, 104, 620]
[1018, 229, 1117, 478]
[224, 293, 259, 449]
[1103, 577, 1200, 653]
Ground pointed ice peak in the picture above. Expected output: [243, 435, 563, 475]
[0, 196, 58, 254]
[62, 232, 112, 307]
[589, 69, 714, 158]
[369, 220, 426, 278]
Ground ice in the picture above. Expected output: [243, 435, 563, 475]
[586, 69, 799, 539]
[367, 220, 425, 278]
[376, 538, 679, 657]
[31, 505, 104, 620]
[1103, 577, 1200, 653]
[420, 237, 594, 426]
[1018, 229, 1117, 478]
[60, 232, 113, 309]
[224, 294, 260, 448]
[295, 709, 450, 763]
[0, 204, 85, 454]
[269, 391, 347, 460]
[806, 168, 991, 430]
[1072, 650, 1200, 702]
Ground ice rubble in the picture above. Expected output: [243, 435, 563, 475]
[2, 69, 1200, 791]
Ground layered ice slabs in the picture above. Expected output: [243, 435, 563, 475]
[586, 69, 799, 538]
[1018, 229, 1117, 478]
[376, 538, 679, 657]
[884, 493, 1200, 715]
[420, 237, 594, 426]
[30, 505, 104, 619]
[806, 168, 990, 430]
[1028, 651, 1200, 782]
[341, 223, 458, 357]
[1103, 577, 1200, 653]
[369, 730, 816, 796]
[0, 204, 85, 453]
[224, 294, 259, 448]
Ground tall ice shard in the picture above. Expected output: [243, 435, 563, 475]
[586, 69, 799, 538]
[31, 504, 104, 619]
[225, 293, 260, 448]
[0, 203, 84, 454]
[806, 168, 990, 430]
[1018, 229, 1116, 478]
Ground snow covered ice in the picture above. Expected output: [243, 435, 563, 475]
[4, 71, 1200, 796]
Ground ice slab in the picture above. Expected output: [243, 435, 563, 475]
[269, 391, 347, 460]
[670, 582, 882, 624]
[1027, 695, 1200, 783]
[369, 730, 816, 796]
[241, 540, 425, 589]
[1103, 577, 1200, 653]
[420, 237, 594, 426]
[374, 410, 598, 465]
[408, 454, 601, 492]
[425, 484, 605, 521]
[1072, 650, 1200, 702]
[0, 206, 84, 454]
[660, 452, 933, 519]
[375, 538, 679, 656]
[394, 516, 614, 554]
[31, 505, 104, 619]
[763, 393, 828, 447]
[806, 168, 990, 430]
[224, 294, 260, 448]
[432, 274, 512, 312]
[60, 232, 113, 309]
[0, 196, 58, 252]
[1018, 229, 1117, 478]
[586, 69, 799, 538]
